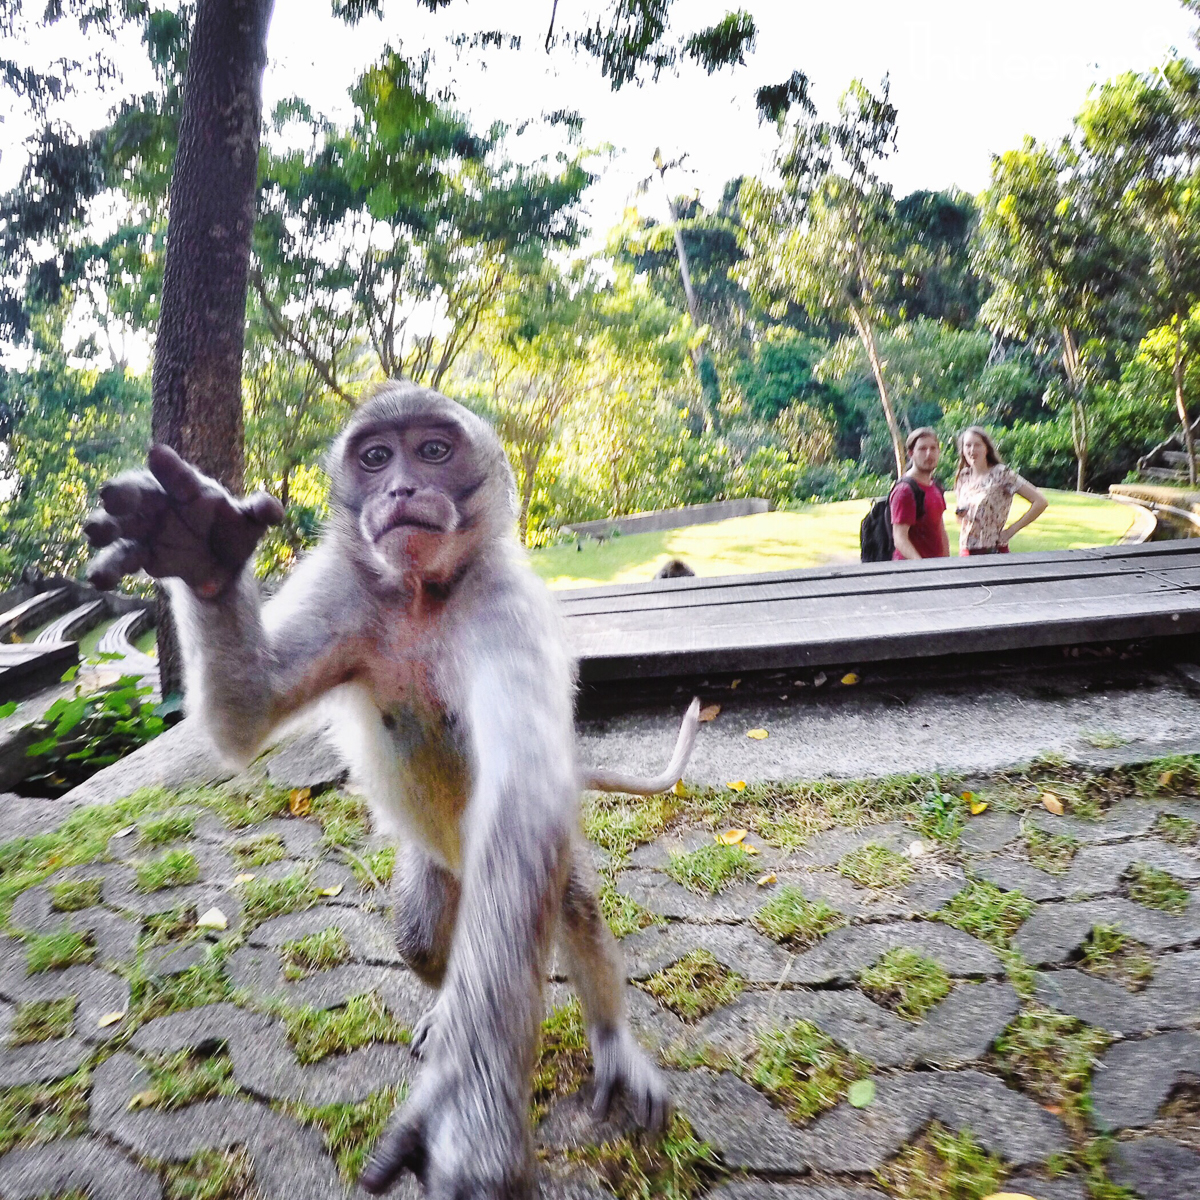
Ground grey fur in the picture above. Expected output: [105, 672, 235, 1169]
[84, 380, 669, 1199]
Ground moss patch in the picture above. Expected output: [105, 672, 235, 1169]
[143, 1048, 240, 1110]
[665, 843, 754, 894]
[837, 843, 912, 890]
[748, 1020, 867, 1124]
[129, 947, 233, 1024]
[163, 1147, 256, 1200]
[636, 950, 744, 1022]
[993, 1006, 1110, 1129]
[141, 905, 200, 947]
[583, 794, 675, 864]
[875, 1122, 1007, 1199]
[1155, 812, 1200, 846]
[284, 992, 410, 1065]
[49, 877, 104, 912]
[1080, 925, 1155, 992]
[1023, 825, 1078, 875]
[281, 927, 352, 981]
[135, 847, 200, 893]
[138, 811, 196, 847]
[1124, 862, 1190, 914]
[229, 833, 286, 869]
[25, 926, 94, 973]
[599, 881, 663, 939]
[313, 791, 370, 849]
[532, 999, 590, 1124]
[938, 880, 1034, 949]
[752, 885, 844, 947]
[10, 996, 75, 1044]
[582, 1113, 718, 1200]
[239, 867, 319, 930]
[349, 845, 396, 890]
[859, 947, 951, 1021]
[0, 1073, 90, 1155]
[294, 1086, 404, 1182]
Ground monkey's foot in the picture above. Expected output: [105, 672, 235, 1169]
[359, 1071, 532, 1198]
[590, 1024, 670, 1131]
[409, 997, 443, 1060]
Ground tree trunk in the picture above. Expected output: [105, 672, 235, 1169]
[151, 0, 275, 697]
[849, 304, 905, 476]
[1173, 321, 1196, 487]
[1060, 326, 1088, 493]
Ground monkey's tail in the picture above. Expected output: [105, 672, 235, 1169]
[583, 697, 702, 795]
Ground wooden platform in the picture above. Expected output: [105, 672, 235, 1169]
[559, 541, 1200, 683]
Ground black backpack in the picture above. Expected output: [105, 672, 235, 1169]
[860, 478, 926, 563]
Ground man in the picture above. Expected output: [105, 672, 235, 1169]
[891, 427, 949, 560]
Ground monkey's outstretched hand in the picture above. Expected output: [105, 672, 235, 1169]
[84, 445, 284, 597]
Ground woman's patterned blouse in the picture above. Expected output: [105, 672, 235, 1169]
[955, 463, 1023, 551]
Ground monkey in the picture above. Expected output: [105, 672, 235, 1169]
[653, 558, 695, 580]
[83, 381, 693, 1200]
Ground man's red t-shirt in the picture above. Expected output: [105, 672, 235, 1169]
[889, 477, 947, 560]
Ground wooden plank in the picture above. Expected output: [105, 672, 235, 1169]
[0, 588, 71, 640]
[0, 641, 78, 701]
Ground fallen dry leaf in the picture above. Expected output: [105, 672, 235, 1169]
[847, 1079, 875, 1108]
[197, 907, 227, 931]
[840, 672, 859, 686]
[97, 1011, 125, 1028]
[318, 884, 344, 897]
[730, 678, 741, 689]
[744, 844, 760, 855]
[698, 704, 721, 723]
[726, 780, 747, 792]
[970, 800, 989, 816]
[746, 728, 769, 740]
[756, 873, 777, 887]
[1158, 769, 1178, 790]
[1041, 792, 1065, 816]
[288, 787, 312, 816]
[715, 829, 748, 845]
[113, 825, 136, 838]
[673, 780, 687, 797]
[128, 1089, 160, 1111]
[233, 873, 255, 885]
[1043, 1104, 1062, 1115]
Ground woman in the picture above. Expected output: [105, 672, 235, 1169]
[954, 426, 1047, 555]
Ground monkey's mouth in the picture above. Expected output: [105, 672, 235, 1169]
[364, 496, 457, 544]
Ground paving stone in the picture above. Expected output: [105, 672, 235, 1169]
[784, 823, 913, 868]
[100, 842, 240, 917]
[694, 981, 1019, 1068]
[143, 941, 208, 978]
[1034, 950, 1200, 1034]
[1110, 1136, 1200, 1200]
[263, 726, 349, 790]
[0, 1137, 163, 1200]
[1092, 1031, 1200, 1130]
[537, 1080, 645, 1150]
[613, 868, 752, 922]
[131, 1001, 413, 1104]
[9, 862, 124, 930]
[671, 1067, 1067, 1174]
[0, 792, 80, 839]
[1001, 1175, 1088, 1200]
[1026, 799, 1160, 844]
[0, 948, 130, 1044]
[90, 1051, 348, 1200]
[0, 1034, 90, 1086]
[247, 906, 405, 964]
[620, 922, 795, 984]
[625, 984, 688, 1051]
[958, 811, 1022, 854]
[1061, 839, 1200, 896]
[1015, 897, 1200, 965]
[225, 815, 324, 860]
[535, 1164, 611, 1200]
[971, 856, 1067, 901]
[784, 922, 1002, 984]
[6, 885, 139, 963]
[709, 1185, 886, 1200]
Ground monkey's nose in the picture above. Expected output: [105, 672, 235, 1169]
[389, 484, 417, 499]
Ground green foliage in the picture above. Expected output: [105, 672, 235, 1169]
[20, 672, 165, 798]
[752, 885, 844, 946]
[532, 999, 590, 1123]
[1124, 862, 1190, 913]
[294, 1087, 404, 1182]
[583, 794, 676, 865]
[1156, 813, 1200, 845]
[858, 948, 952, 1020]
[0, 1073, 90, 1155]
[583, 1113, 717, 1200]
[836, 843, 913, 890]
[10, 997, 75, 1044]
[1023, 825, 1079, 875]
[163, 1147, 256, 1200]
[146, 1050, 240, 1110]
[599, 881, 663, 938]
[238, 868, 320, 930]
[636, 949, 744, 1021]
[135, 847, 200, 892]
[229, 833, 286, 869]
[1080, 925, 1155, 991]
[875, 1123, 1007, 1200]
[49, 877, 104, 912]
[138, 812, 195, 847]
[939, 881, 1034, 948]
[281, 927, 352, 981]
[25, 926, 94, 973]
[665, 843, 755, 894]
[284, 993, 410, 1065]
[748, 1020, 867, 1123]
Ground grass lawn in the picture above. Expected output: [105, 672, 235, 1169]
[530, 489, 1136, 589]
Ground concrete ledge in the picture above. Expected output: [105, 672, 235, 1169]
[565, 498, 772, 540]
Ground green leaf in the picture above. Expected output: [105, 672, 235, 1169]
[26, 737, 60, 757]
[41, 698, 67, 723]
[0, 701, 17, 718]
[60, 664, 81, 682]
[54, 697, 88, 736]
[847, 1079, 875, 1108]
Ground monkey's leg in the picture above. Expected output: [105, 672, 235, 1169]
[393, 841, 461, 989]
[560, 843, 670, 1130]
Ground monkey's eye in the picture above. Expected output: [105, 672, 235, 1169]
[359, 444, 393, 471]
[416, 438, 453, 463]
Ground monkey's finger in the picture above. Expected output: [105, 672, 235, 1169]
[100, 469, 168, 519]
[82, 510, 121, 548]
[147, 443, 208, 504]
[240, 491, 285, 527]
[592, 1075, 617, 1122]
[86, 538, 149, 591]
[358, 1122, 427, 1194]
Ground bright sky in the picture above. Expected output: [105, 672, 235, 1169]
[2, 0, 1196, 233]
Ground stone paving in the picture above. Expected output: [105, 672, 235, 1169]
[1, 746, 1199, 1199]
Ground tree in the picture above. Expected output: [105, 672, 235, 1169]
[740, 78, 908, 475]
[974, 138, 1114, 491]
[1078, 58, 1200, 482]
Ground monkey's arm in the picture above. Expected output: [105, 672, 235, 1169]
[583, 696, 701, 794]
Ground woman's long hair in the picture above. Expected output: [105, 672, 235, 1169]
[956, 425, 1002, 485]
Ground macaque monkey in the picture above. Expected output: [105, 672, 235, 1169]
[84, 382, 696, 1199]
